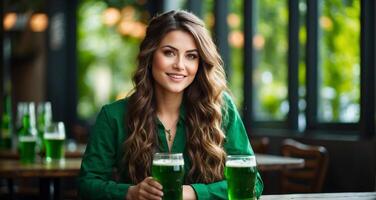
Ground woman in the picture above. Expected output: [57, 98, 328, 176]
[79, 10, 263, 200]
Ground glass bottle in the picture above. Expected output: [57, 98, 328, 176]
[37, 102, 52, 153]
[0, 95, 12, 149]
[18, 102, 38, 164]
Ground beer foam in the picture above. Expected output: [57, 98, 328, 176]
[44, 133, 65, 140]
[153, 159, 184, 166]
[19, 136, 37, 142]
[226, 158, 256, 167]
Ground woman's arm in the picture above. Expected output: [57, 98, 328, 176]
[183, 185, 197, 200]
[78, 106, 130, 200]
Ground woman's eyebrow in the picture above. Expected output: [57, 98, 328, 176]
[186, 49, 198, 53]
[160, 45, 198, 53]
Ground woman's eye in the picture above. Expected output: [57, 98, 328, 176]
[187, 54, 198, 60]
[163, 50, 175, 57]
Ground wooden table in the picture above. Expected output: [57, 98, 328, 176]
[255, 153, 305, 171]
[0, 152, 303, 199]
[0, 158, 81, 200]
[260, 192, 376, 200]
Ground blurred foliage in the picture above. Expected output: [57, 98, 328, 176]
[319, 0, 360, 122]
[202, 0, 214, 31]
[228, 0, 244, 109]
[253, 0, 289, 120]
[77, 0, 146, 119]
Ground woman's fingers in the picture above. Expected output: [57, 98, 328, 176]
[139, 177, 163, 200]
[139, 189, 162, 200]
[146, 177, 163, 190]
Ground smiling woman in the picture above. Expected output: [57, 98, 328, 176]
[78, 10, 263, 200]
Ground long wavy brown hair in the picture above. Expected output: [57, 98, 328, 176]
[123, 10, 228, 184]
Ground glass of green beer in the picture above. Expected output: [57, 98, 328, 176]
[44, 122, 65, 163]
[225, 155, 258, 200]
[19, 135, 37, 164]
[152, 153, 185, 200]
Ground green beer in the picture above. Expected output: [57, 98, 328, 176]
[44, 134, 65, 162]
[44, 122, 65, 163]
[19, 136, 37, 164]
[225, 155, 257, 200]
[18, 103, 38, 164]
[152, 153, 184, 200]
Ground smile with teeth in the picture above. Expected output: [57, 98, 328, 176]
[166, 73, 186, 79]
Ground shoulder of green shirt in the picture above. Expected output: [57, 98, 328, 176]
[101, 98, 128, 118]
[221, 91, 239, 130]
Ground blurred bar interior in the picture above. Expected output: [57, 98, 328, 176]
[0, 0, 375, 199]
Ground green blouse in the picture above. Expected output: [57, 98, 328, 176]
[78, 94, 263, 199]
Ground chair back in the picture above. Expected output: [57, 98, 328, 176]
[280, 139, 329, 193]
[251, 137, 270, 154]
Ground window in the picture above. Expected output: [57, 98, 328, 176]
[228, 0, 244, 108]
[253, 0, 289, 121]
[318, 0, 360, 123]
[244, 0, 374, 136]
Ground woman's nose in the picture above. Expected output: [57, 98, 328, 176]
[173, 58, 185, 70]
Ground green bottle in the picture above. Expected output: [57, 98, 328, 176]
[1, 95, 12, 149]
[18, 103, 37, 164]
[37, 102, 52, 153]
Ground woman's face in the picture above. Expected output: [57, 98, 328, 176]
[152, 30, 199, 96]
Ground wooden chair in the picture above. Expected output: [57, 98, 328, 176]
[251, 137, 270, 154]
[280, 139, 329, 193]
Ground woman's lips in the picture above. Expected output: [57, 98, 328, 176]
[166, 73, 186, 81]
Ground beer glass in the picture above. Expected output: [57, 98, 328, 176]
[44, 122, 65, 163]
[225, 155, 257, 200]
[152, 153, 184, 200]
[18, 103, 37, 164]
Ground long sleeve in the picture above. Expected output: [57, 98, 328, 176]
[191, 93, 263, 200]
[78, 106, 131, 200]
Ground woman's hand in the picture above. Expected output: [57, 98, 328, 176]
[183, 185, 197, 200]
[126, 177, 163, 200]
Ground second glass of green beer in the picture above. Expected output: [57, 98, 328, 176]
[225, 155, 258, 200]
[44, 122, 65, 163]
[152, 153, 184, 200]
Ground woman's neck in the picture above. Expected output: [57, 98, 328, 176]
[155, 91, 183, 151]
[155, 91, 183, 118]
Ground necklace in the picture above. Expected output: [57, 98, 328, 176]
[165, 128, 172, 142]
[158, 115, 178, 143]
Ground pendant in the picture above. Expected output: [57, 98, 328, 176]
[166, 129, 172, 141]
